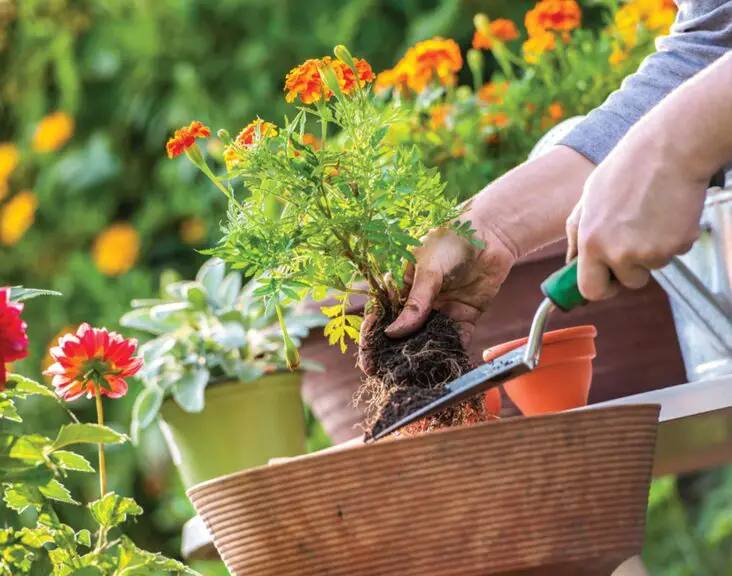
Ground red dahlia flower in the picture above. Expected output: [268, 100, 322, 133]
[0, 287, 29, 389]
[44, 323, 143, 401]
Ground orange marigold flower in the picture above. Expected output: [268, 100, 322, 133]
[482, 112, 511, 128]
[334, 58, 376, 94]
[235, 119, 278, 147]
[32, 112, 74, 153]
[522, 31, 557, 64]
[477, 80, 510, 105]
[285, 57, 333, 104]
[409, 37, 463, 92]
[374, 66, 410, 95]
[429, 104, 452, 130]
[44, 323, 143, 401]
[301, 132, 320, 150]
[548, 102, 564, 120]
[472, 19, 520, 50]
[166, 121, 211, 159]
[525, 0, 581, 37]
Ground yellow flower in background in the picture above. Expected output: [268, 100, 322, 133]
[646, 7, 675, 34]
[180, 217, 207, 245]
[0, 143, 19, 181]
[32, 112, 75, 152]
[0, 190, 38, 246]
[522, 31, 557, 64]
[609, 43, 629, 66]
[615, 3, 641, 47]
[93, 223, 140, 276]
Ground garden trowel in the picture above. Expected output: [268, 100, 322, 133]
[369, 258, 587, 441]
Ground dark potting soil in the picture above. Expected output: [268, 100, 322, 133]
[358, 309, 488, 440]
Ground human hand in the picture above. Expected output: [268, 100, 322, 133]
[566, 131, 709, 301]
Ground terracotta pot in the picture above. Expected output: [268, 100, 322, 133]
[483, 325, 597, 416]
[188, 404, 660, 576]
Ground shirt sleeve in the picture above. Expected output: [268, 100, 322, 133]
[560, 0, 732, 165]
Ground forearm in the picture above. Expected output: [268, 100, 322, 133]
[465, 146, 595, 259]
[647, 50, 732, 180]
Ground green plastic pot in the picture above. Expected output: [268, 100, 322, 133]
[159, 371, 306, 489]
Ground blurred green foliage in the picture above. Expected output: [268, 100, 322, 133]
[2, 0, 732, 574]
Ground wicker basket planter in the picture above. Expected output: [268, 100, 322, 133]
[189, 404, 660, 576]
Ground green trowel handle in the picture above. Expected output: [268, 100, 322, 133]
[541, 258, 617, 312]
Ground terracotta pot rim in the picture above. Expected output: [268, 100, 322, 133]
[484, 325, 597, 361]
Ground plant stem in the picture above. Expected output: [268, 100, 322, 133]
[94, 385, 107, 498]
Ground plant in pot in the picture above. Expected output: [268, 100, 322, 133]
[120, 257, 324, 488]
[165, 46, 502, 440]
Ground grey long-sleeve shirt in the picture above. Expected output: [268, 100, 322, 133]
[560, 0, 732, 165]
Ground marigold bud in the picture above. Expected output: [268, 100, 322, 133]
[317, 62, 342, 99]
[474, 13, 491, 34]
[217, 129, 232, 144]
[467, 49, 484, 75]
[334, 45, 356, 71]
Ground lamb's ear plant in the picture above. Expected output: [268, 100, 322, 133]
[120, 258, 324, 441]
[166, 45, 492, 440]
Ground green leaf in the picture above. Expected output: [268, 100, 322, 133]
[182, 282, 209, 310]
[116, 536, 198, 575]
[149, 301, 192, 321]
[3, 485, 44, 513]
[6, 374, 56, 398]
[89, 492, 143, 530]
[40, 479, 79, 505]
[131, 387, 164, 438]
[0, 466, 54, 485]
[70, 568, 103, 576]
[218, 272, 242, 308]
[8, 287, 62, 303]
[196, 258, 226, 296]
[51, 451, 95, 473]
[171, 368, 210, 413]
[119, 309, 178, 335]
[51, 424, 126, 452]
[311, 286, 329, 301]
[10, 435, 51, 463]
[0, 398, 21, 422]
[75, 529, 91, 548]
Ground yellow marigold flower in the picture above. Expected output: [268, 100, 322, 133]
[477, 80, 509, 105]
[32, 112, 74, 153]
[614, 4, 641, 47]
[180, 217, 207, 245]
[93, 223, 140, 277]
[0, 190, 38, 246]
[429, 104, 452, 130]
[0, 143, 19, 181]
[525, 0, 582, 37]
[647, 7, 675, 34]
[609, 43, 629, 66]
[522, 31, 557, 64]
[223, 146, 241, 171]
[472, 18, 520, 50]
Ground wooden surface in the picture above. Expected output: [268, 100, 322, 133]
[189, 405, 660, 576]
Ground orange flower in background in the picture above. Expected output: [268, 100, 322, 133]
[408, 37, 463, 92]
[429, 104, 453, 130]
[93, 223, 140, 276]
[478, 80, 509, 105]
[374, 66, 410, 95]
[482, 112, 511, 129]
[44, 323, 143, 401]
[522, 31, 557, 63]
[334, 58, 376, 94]
[180, 217, 207, 245]
[235, 119, 278, 147]
[166, 120, 211, 158]
[301, 132, 321, 150]
[285, 57, 333, 104]
[32, 112, 74, 152]
[548, 102, 565, 120]
[0, 143, 18, 181]
[0, 190, 38, 246]
[525, 0, 581, 38]
[472, 19, 520, 50]
[646, 5, 676, 34]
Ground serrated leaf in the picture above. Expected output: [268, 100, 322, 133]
[343, 326, 360, 341]
[171, 368, 209, 413]
[311, 286, 328, 301]
[117, 535, 198, 575]
[4, 485, 44, 513]
[10, 435, 51, 463]
[89, 493, 143, 530]
[328, 327, 343, 346]
[51, 451, 95, 473]
[40, 479, 79, 505]
[75, 529, 92, 548]
[344, 315, 363, 330]
[51, 424, 126, 452]
[70, 567, 103, 576]
[0, 398, 21, 422]
[321, 305, 342, 318]
[0, 466, 54, 485]
[8, 287, 62, 302]
[6, 374, 56, 398]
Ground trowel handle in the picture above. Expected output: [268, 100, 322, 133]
[541, 259, 586, 312]
[541, 258, 618, 312]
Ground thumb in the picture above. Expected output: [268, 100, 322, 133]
[385, 266, 442, 338]
[565, 201, 582, 263]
